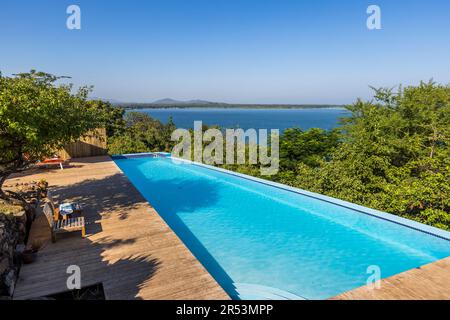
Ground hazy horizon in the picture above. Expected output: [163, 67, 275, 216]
[2, 0, 450, 104]
[93, 97, 345, 106]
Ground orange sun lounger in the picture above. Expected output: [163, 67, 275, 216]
[36, 157, 66, 170]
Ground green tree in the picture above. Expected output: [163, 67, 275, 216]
[279, 127, 340, 170]
[107, 112, 176, 154]
[0, 70, 105, 197]
[293, 82, 450, 230]
[94, 100, 126, 137]
[108, 133, 148, 155]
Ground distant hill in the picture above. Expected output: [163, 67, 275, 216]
[152, 98, 182, 104]
[152, 98, 219, 105]
[117, 98, 344, 109]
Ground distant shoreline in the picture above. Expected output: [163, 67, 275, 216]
[119, 103, 345, 110]
[126, 105, 349, 132]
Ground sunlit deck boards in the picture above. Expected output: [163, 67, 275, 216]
[331, 256, 450, 300]
[10, 156, 229, 300]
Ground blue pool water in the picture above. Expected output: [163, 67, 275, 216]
[114, 156, 450, 300]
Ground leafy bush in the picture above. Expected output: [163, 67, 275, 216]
[290, 82, 450, 230]
[107, 112, 176, 154]
[0, 70, 106, 196]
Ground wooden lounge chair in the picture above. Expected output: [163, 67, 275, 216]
[43, 202, 86, 242]
[47, 190, 83, 220]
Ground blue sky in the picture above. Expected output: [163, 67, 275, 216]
[1, 0, 450, 104]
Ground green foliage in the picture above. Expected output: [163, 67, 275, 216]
[0, 70, 105, 190]
[289, 81, 450, 230]
[107, 112, 176, 154]
[94, 100, 126, 137]
[279, 127, 340, 170]
[108, 133, 148, 155]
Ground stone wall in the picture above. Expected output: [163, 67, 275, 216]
[0, 206, 27, 298]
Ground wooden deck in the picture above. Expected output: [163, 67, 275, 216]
[332, 256, 450, 300]
[9, 156, 229, 300]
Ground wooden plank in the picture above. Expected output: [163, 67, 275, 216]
[57, 128, 107, 160]
[331, 257, 450, 300]
[10, 156, 229, 300]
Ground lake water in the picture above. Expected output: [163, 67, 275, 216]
[130, 108, 350, 132]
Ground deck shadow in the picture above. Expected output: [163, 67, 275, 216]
[15, 228, 161, 300]
[49, 173, 148, 234]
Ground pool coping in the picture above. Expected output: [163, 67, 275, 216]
[112, 152, 450, 242]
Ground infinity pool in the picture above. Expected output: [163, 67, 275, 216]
[113, 155, 450, 300]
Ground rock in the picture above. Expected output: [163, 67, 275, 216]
[0, 211, 23, 297]
[0, 258, 8, 275]
[15, 244, 26, 254]
[0, 190, 38, 297]
[3, 270, 16, 295]
[13, 210, 26, 221]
